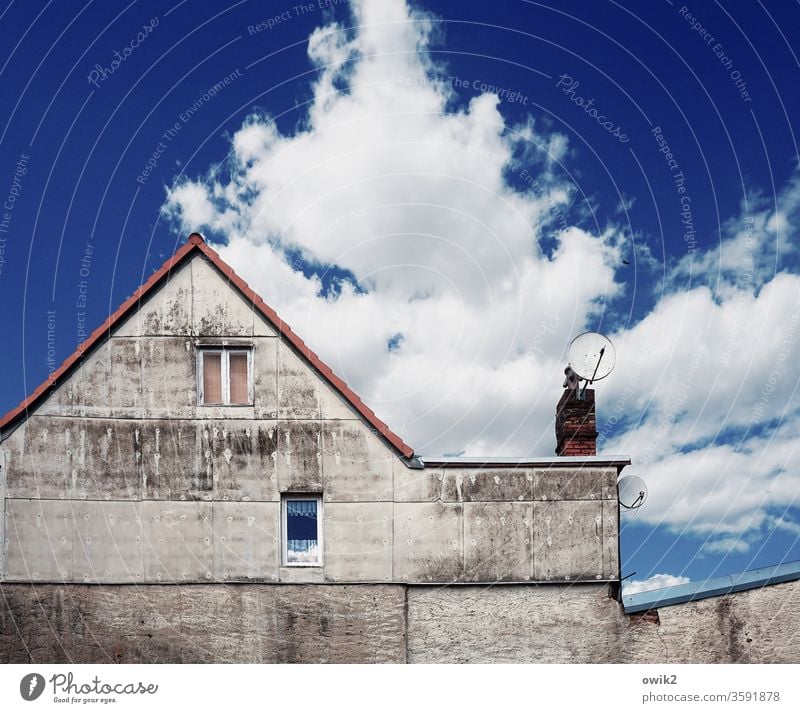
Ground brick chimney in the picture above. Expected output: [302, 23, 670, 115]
[555, 388, 597, 456]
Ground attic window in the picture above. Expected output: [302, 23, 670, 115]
[198, 348, 253, 405]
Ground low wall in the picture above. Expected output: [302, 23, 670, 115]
[2, 580, 799, 663]
[407, 579, 800, 663]
[0, 583, 406, 663]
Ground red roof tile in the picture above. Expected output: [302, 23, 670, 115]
[0, 233, 415, 458]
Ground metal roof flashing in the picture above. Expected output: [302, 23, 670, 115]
[623, 560, 800, 614]
[418, 455, 631, 471]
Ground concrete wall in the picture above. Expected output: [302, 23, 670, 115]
[0, 583, 406, 663]
[2, 579, 798, 663]
[407, 578, 800, 663]
[0, 463, 619, 585]
[1, 253, 619, 585]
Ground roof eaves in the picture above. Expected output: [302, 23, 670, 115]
[419, 455, 631, 471]
[623, 559, 800, 614]
[0, 238, 198, 433]
[193, 240, 414, 457]
[0, 234, 415, 459]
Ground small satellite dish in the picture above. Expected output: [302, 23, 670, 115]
[618, 475, 648, 510]
[567, 331, 616, 383]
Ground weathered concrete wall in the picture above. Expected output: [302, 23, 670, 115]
[1, 475, 617, 584]
[1, 254, 620, 584]
[2, 580, 798, 663]
[407, 578, 800, 663]
[623, 578, 800, 663]
[0, 583, 406, 663]
[408, 584, 625, 663]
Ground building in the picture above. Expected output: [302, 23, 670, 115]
[1, 233, 799, 663]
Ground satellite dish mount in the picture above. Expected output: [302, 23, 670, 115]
[617, 475, 648, 510]
[565, 331, 616, 400]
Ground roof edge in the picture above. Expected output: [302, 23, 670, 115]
[623, 559, 800, 614]
[418, 455, 631, 470]
[0, 234, 415, 458]
[193, 239, 414, 458]
[0, 237, 199, 433]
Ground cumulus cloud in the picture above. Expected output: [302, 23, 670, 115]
[671, 171, 800, 290]
[162, 0, 622, 459]
[701, 536, 753, 555]
[623, 573, 691, 595]
[162, 0, 800, 544]
[603, 185, 800, 535]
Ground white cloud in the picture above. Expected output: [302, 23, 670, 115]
[623, 573, 690, 595]
[165, 182, 217, 228]
[701, 537, 753, 555]
[603, 271, 800, 534]
[670, 171, 800, 290]
[163, 0, 621, 460]
[767, 515, 800, 536]
[162, 0, 800, 544]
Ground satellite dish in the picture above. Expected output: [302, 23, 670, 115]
[567, 331, 616, 383]
[618, 475, 648, 510]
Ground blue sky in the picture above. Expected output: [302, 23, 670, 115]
[1, 0, 799, 593]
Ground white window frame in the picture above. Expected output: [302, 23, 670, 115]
[197, 347, 254, 405]
[281, 494, 323, 567]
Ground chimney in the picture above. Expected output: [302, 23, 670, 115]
[555, 388, 597, 456]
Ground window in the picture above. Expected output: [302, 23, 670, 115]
[282, 495, 323, 566]
[197, 348, 253, 405]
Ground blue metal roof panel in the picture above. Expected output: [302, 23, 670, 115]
[623, 560, 800, 614]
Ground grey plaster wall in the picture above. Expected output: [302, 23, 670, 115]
[1, 254, 619, 585]
[623, 579, 800, 664]
[407, 578, 800, 663]
[1, 471, 618, 584]
[2, 579, 798, 663]
[0, 583, 406, 663]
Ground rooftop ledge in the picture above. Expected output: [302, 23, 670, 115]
[623, 559, 800, 614]
[416, 455, 631, 471]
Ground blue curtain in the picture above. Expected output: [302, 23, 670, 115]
[287, 500, 317, 517]
[287, 500, 318, 544]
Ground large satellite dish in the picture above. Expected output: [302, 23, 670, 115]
[567, 331, 616, 383]
[618, 475, 648, 510]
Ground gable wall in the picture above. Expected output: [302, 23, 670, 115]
[1, 254, 619, 584]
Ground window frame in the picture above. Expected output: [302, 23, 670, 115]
[281, 494, 324, 567]
[197, 346, 254, 406]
